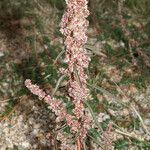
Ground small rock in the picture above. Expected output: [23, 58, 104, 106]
[29, 118, 34, 125]
[33, 144, 38, 149]
[21, 141, 30, 148]
[32, 129, 39, 135]
[144, 119, 150, 126]
[0, 52, 4, 57]
[33, 123, 41, 129]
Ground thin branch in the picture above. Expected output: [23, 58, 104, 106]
[51, 74, 66, 97]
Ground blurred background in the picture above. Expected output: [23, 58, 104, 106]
[0, 0, 150, 149]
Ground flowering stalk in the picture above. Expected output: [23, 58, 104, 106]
[60, 0, 90, 139]
[25, 0, 91, 148]
[25, 79, 81, 133]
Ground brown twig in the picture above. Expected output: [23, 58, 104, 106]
[0, 96, 23, 123]
[77, 137, 82, 150]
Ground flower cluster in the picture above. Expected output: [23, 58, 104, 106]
[25, 79, 81, 133]
[25, 0, 90, 148]
[60, 0, 90, 139]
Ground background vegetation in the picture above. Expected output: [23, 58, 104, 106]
[0, 0, 150, 149]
